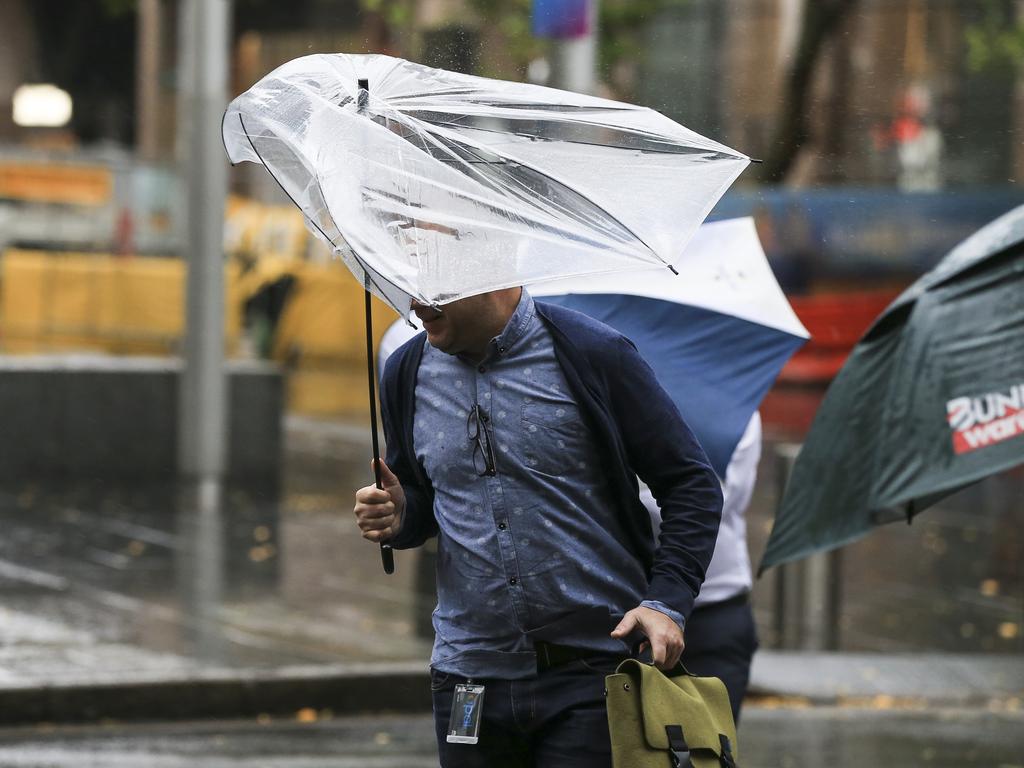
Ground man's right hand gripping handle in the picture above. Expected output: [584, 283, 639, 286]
[354, 459, 406, 543]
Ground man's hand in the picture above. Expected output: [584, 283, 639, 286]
[353, 460, 406, 543]
[610, 606, 685, 670]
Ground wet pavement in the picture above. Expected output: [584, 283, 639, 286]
[0, 417, 433, 685]
[2, 417, 1015, 688]
[0, 414, 1020, 712]
[0, 706, 1020, 768]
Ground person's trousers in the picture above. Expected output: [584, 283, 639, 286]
[679, 593, 759, 722]
[430, 651, 621, 768]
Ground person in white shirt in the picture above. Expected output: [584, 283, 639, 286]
[640, 412, 761, 721]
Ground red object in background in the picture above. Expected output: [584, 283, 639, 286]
[114, 207, 135, 257]
[762, 290, 901, 438]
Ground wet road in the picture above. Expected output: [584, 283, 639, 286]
[0, 416, 1019, 687]
[0, 707, 1019, 768]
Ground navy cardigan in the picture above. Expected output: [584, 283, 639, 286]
[379, 301, 723, 621]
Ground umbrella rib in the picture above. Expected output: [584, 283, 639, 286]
[237, 113, 420, 307]
[354, 120, 625, 250]
[410, 117, 743, 159]
[418, 120, 675, 271]
[307, 173, 425, 306]
[389, 92, 635, 113]
[237, 113, 341, 249]
[388, 114, 664, 260]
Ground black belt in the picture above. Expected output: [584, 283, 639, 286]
[534, 641, 622, 673]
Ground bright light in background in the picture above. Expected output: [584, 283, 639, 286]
[13, 84, 73, 128]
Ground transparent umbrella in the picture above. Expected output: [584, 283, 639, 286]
[222, 53, 751, 572]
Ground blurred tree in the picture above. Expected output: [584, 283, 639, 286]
[359, 0, 414, 30]
[758, 0, 859, 184]
[464, 0, 536, 77]
[599, 0, 690, 95]
[965, 0, 1024, 74]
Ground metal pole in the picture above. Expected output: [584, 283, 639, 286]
[177, 0, 231, 480]
[772, 442, 801, 648]
[772, 441, 843, 650]
[135, 0, 161, 160]
[550, 0, 598, 94]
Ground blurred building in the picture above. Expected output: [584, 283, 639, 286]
[2, 2, 1021, 189]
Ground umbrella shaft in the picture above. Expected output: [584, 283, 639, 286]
[364, 285, 394, 574]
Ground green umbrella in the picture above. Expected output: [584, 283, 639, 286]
[760, 205, 1024, 572]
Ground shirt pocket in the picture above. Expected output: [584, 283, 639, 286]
[520, 401, 584, 475]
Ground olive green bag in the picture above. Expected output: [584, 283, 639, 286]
[605, 659, 739, 768]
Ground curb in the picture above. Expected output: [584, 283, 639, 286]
[3, 653, 1021, 725]
[0, 663, 432, 725]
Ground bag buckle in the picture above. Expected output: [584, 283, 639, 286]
[719, 734, 738, 768]
[665, 725, 693, 768]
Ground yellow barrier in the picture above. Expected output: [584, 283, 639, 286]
[0, 249, 243, 355]
[225, 195, 311, 262]
[0, 248, 406, 417]
[269, 260, 400, 416]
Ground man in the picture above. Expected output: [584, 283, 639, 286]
[354, 287, 722, 768]
[641, 412, 762, 722]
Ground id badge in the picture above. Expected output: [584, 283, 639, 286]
[446, 683, 485, 744]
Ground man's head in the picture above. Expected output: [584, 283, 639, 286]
[412, 287, 522, 361]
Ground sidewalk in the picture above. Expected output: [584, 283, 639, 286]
[0, 416, 1020, 724]
[1, 651, 1021, 724]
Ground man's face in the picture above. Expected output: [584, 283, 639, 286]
[412, 294, 491, 357]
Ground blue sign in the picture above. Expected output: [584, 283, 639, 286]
[708, 188, 1024, 290]
[532, 0, 591, 39]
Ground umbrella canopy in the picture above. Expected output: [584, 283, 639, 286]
[222, 53, 749, 313]
[760, 204, 1024, 572]
[380, 218, 808, 477]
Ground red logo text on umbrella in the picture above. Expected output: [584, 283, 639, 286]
[947, 385, 1024, 454]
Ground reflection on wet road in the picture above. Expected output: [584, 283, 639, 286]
[0, 417, 1019, 686]
[0, 708, 1019, 768]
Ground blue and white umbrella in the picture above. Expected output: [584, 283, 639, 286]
[531, 217, 808, 475]
[380, 217, 808, 475]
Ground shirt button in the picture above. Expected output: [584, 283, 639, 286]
[509, 577, 518, 586]
[498, 521, 507, 530]
[478, 365, 486, 373]
[498, 346, 506, 354]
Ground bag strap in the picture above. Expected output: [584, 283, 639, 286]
[719, 734, 738, 768]
[665, 726, 739, 768]
[665, 725, 693, 768]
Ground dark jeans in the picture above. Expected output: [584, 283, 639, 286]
[431, 652, 621, 768]
[679, 594, 759, 723]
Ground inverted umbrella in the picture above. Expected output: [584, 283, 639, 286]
[760, 204, 1024, 572]
[223, 53, 750, 572]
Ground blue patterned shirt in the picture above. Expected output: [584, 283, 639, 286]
[413, 290, 683, 679]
